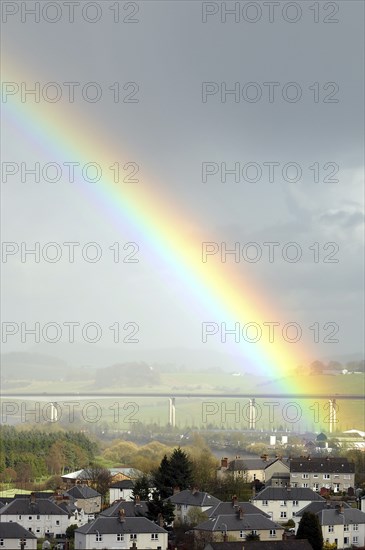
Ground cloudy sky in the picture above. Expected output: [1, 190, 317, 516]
[1, 0, 364, 371]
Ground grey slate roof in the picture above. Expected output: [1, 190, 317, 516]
[226, 458, 277, 471]
[194, 513, 283, 532]
[110, 479, 135, 489]
[253, 487, 325, 501]
[317, 507, 365, 526]
[295, 501, 351, 516]
[0, 498, 68, 516]
[76, 515, 167, 535]
[168, 489, 221, 508]
[289, 457, 355, 473]
[67, 485, 101, 499]
[0, 522, 37, 539]
[101, 500, 148, 517]
[208, 501, 270, 518]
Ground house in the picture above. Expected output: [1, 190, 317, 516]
[62, 467, 142, 486]
[0, 522, 37, 549]
[194, 509, 284, 545]
[218, 457, 289, 484]
[204, 541, 313, 550]
[101, 497, 148, 518]
[0, 495, 69, 538]
[167, 489, 221, 523]
[109, 479, 135, 504]
[74, 511, 168, 549]
[252, 487, 325, 522]
[289, 457, 355, 493]
[66, 485, 101, 514]
[294, 502, 365, 549]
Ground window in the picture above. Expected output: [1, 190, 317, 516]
[334, 474, 339, 478]
[151, 534, 158, 540]
[292, 500, 299, 506]
[0, 540, 3, 547]
[56, 520, 60, 526]
[280, 511, 287, 518]
[313, 483, 319, 491]
[344, 474, 350, 479]
[344, 525, 349, 531]
[313, 474, 318, 478]
[262, 500, 268, 506]
[302, 483, 308, 488]
[130, 534, 137, 540]
[353, 524, 358, 531]
[353, 536, 358, 543]
[116, 534, 124, 541]
[269, 529, 276, 537]
[36, 515, 40, 520]
[328, 526, 334, 533]
[302, 474, 309, 479]
[96, 534, 102, 542]
[28, 516, 32, 520]
[344, 537, 349, 544]
[323, 474, 330, 480]
[18, 516, 22, 520]
[36, 529, 40, 534]
[280, 501, 287, 506]
[291, 474, 298, 478]
[239, 530, 245, 539]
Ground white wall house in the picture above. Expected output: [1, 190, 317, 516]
[75, 514, 168, 550]
[0, 522, 37, 549]
[289, 457, 355, 493]
[294, 504, 365, 549]
[0, 497, 69, 538]
[167, 489, 221, 523]
[252, 487, 325, 522]
[109, 479, 134, 504]
[194, 511, 284, 544]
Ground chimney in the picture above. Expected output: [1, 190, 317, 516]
[134, 495, 140, 505]
[192, 487, 198, 495]
[157, 513, 164, 527]
[221, 457, 228, 468]
[238, 506, 244, 519]
[173, 486, 180, 495]
[232, 495, 238, 507]
[337, 503, 344, 514]
[282, 531, 287, 540]
[30, 493, 36, 504]
[118, 508, 125, 522]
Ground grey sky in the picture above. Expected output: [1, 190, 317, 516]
[1, 1, 364, 370]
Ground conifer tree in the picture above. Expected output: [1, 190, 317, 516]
[296, 511, 323, 550]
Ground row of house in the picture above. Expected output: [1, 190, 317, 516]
[218, 455, 356, 494]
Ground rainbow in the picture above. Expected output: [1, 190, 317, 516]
[2, 68, 313, 385]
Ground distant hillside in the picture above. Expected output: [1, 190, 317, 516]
[94, 362, 161, 388]
[0, 352, 70, 380]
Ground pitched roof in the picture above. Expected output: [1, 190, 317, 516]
[227, 458, 277, 471]
[295, 501, 351, 516]
[0, 522, 37, 539]
[67, 485, 101, 499]
[253, 487, 325, 501]
[289, 457, 355, 473]
[208, 501, 270, 518]
[317, 507, 365, 526]
[0, 498, 68, 516]
[110, 479, 135, 489]
[194, 513, 283, 532]
[168, 489, 221, 507]
[76, 515, 167, 535]
[101, 500, 148, 517]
